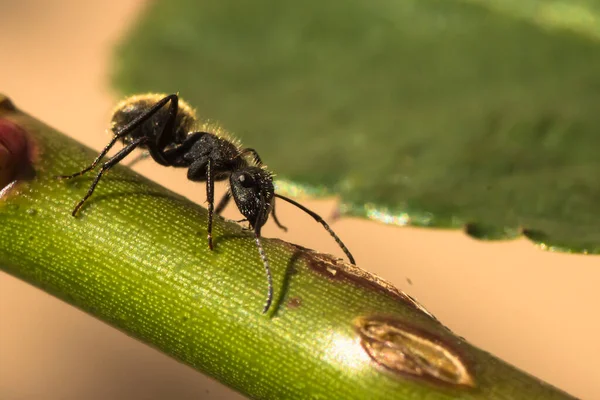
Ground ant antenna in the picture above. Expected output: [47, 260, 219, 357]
[232, 148, 263, 165]
[275, 194, 356, 265]
[255, 232, 273, 314]
[253, 195, 273, 314]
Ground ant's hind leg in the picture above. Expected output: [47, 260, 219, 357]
[58, 94, 179, 179]
[57, 134, 122, 179]
[125, 150, 150, 168]
[71, 137, 146, 216]
[116, 94, 178, 147]
[147, 94, 187, 165]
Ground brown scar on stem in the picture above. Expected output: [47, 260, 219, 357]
[354, 315, 476, 388]
[291, 246, 437, 321]
[287, 297, 302, 309]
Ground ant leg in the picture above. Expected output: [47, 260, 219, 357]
[114, 94, 178, 142]
[59, 94, 179, 179]
[57, 134, 123, 179]
[71, 137, 146, 216]
[185, 156, 217, 250]
[125, 151, 150, 167]
[275, 194, 356, 265]
[271, 200, 288, 232]
[149, 94, 182, 165]
[215, 190, 232, 215]
[206, 158, 215, 251]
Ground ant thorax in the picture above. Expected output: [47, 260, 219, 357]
[182, 133, 246, 179]
[110, 93, 197, 147]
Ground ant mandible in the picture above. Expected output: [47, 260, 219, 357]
[58, 93, 356, 313]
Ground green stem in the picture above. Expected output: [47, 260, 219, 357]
[0, 94, 576, 400]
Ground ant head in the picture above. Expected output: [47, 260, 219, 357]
[230, 166, 274, 231]
[110, 94, 196, 147]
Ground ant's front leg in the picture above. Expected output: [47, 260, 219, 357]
[214, 192, 252, 229]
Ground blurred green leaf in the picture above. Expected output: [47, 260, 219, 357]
[112, 0, 600, 253]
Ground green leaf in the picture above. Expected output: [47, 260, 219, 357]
[112, 0, 600, 253]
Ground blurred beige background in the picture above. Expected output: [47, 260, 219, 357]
[0, 1, 599, 399]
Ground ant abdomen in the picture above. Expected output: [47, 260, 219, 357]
[110, 93, 197, 147]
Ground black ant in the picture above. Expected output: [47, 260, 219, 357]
[58, 93, 356, 313]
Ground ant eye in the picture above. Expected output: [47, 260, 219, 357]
[238, 173, 255, 188]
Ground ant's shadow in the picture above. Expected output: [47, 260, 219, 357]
[216, 233, 305, 316]
[60, 175, 189, 214]
[271, 250, 303, 316]
[65, 174, 306, 316]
